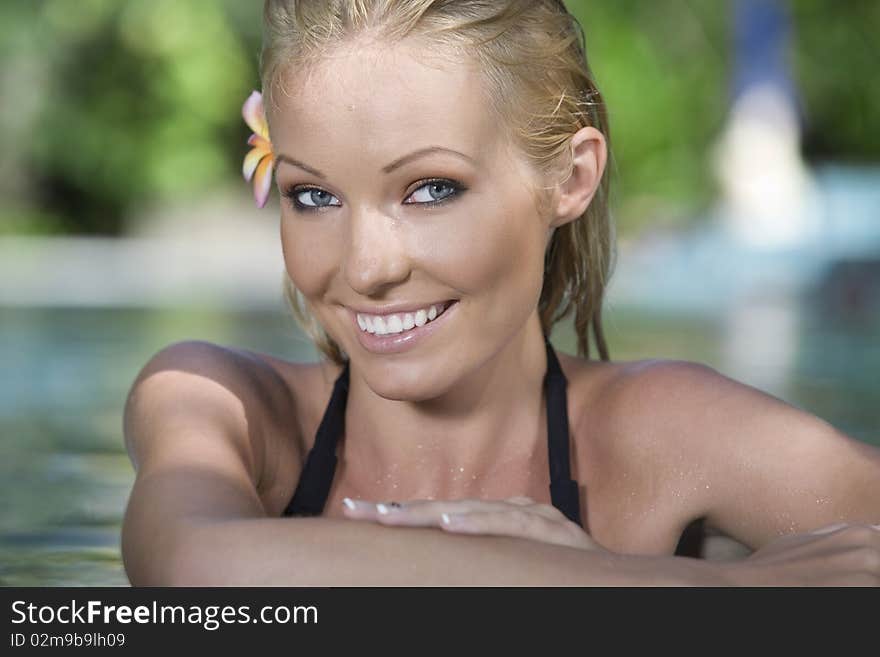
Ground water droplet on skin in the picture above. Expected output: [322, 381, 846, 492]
[459, 467, 464, 472]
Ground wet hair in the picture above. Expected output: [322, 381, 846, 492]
[262, 0, 615, 363]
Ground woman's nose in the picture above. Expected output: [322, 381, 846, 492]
[342, 207, 411, 295]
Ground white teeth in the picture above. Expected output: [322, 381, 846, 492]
[356, 302, 451, 336]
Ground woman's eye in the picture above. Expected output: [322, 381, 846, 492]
[282, 178, 464, 213]
[286, 188, 341, 210]
[405, 180, 461, 205]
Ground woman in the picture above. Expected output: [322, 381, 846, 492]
[121, 0, 880, 586]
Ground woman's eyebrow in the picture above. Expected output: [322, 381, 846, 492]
[382, 146, 476, 173]
[274, 146, 476, 179]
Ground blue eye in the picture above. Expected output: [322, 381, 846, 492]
[283, 188, 341, 211]
[404, 179, 463, 205]
[282, 178, 465, 213]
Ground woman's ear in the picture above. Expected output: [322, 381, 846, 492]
[550, 126, 607, 228]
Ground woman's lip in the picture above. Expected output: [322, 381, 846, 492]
[351, 300, 459, 355]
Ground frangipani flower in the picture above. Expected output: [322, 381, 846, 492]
[242, 90, 274, 208]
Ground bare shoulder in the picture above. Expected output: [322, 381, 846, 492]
[576, 356, 880, 550]
[122, 340, 338, 583]
[559, 356, 740, 552]
[125, 340, 308, 493]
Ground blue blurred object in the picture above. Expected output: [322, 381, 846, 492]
[732, 0, 800, 118]
[609, 163, 880, 319]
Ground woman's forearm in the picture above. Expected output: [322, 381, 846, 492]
[163, 516, 727, 586]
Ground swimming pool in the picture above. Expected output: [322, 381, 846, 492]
[1, 302, 876, 585]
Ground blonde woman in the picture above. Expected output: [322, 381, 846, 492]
[121, 0, 880, 586]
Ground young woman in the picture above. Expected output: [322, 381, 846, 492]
[121, 0, 880, 586]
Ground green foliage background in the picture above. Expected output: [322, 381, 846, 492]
[1, 0, 877, 236]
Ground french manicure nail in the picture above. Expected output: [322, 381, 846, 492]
[377, 503, 390, 515]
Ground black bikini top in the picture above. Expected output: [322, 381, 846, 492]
[283, 334, 583, 526]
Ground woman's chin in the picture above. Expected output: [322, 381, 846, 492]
[359, 366, 449, 402]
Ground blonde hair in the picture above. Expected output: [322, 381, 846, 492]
[262, 0, 615, 364]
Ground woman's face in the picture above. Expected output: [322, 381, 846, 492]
[270, 39, 553, 401]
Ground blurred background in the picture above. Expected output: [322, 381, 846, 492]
[1, 0, 878, 585]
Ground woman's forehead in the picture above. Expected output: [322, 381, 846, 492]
[269, 40, 502, 160]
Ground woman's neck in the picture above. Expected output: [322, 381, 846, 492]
[340, 313, 550, 497]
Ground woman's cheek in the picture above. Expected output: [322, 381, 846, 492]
[281, 221, 338, 297]
[450, 208, 542, 294]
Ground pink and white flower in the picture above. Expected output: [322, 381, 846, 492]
[242, 90, 274, 208]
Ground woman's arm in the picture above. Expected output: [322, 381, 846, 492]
[130, 465, 726, 586]
[606, 360, 880, 548]
[121, 341, 722, 586]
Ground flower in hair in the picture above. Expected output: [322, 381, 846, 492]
[242, 90, 274, 208]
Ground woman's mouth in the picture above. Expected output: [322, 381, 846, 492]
[350, 300, 459, 354]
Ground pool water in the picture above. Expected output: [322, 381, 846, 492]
[1, 302, 877, 585]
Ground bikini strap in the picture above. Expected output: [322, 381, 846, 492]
[282, 360, 350, 517]
[543, 334, 583, 527]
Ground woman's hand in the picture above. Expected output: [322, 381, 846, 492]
[341, 496, 603, 551]
[722, 522, 880, 586]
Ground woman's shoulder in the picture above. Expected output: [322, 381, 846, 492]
[560, 353, 731, 550]
[137, 339, 309, 427]
[563, 353, 742, 476]
[562, 353, 721, 443]
[128, 340, 328, 490]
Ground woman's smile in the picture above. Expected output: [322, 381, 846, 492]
[349, 299, 460, 354]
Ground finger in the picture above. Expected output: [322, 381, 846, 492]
[502, 498, 569, 523]
[373, 498, 500, 527]
[440, 510, 592, 549]
[505, 496, 535, 506]
[377, 498, 569, 526]
[340, 497, 386, 520]
[810, 522, 850, 535]
[341, 497, 488, 526]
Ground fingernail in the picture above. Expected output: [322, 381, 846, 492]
[342, 497, 357, 510]
[377, 503, 390, 515]
[811, 522, 848, 534]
